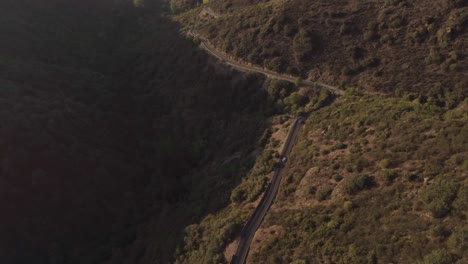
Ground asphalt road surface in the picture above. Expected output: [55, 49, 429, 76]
[230, 117, 305, 264]
[190, 8, 342, 262]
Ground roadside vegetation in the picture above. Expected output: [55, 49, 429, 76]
[253, 95, 467, 263]
[171, 1, 467, 262]
[174, 88, 467, 264]
[167, 0, 468, 263]
[174, 79, 338, 264]
[177, 0, 466, 105]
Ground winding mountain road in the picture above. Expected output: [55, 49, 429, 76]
[230, 117, 305, 264]
[191, 6, 343, 263]
[188, 29, 344, 96]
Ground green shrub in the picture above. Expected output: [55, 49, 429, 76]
[380, 158, 392, 169]
[449, 63, 458, 72]
[453, 185, 468, 214]
[192, 37, 201, 45]
[308, 186, 317, 195]
[381, 170, 398, 184]
[445, 0, 467, 8]
[264, 79, 294, 100]
[362, 57, 380, 68]
[332, 163, 340, 170]
[345, 163, 354, 173]
[405, 172, 421, 182]
[423, 248, 452, 264]
[349, 143, 361, 153]
[267, 57, 286, 72]
[316, 186, 333, 201]
[295, 77, 303, 87]
[447, 226, 468, 258]
[282, 185, 297, 196]
[284, 92, 308, 109]
[343, 174, 375, 195]
[321, 148, 330, 155]
[333, 174, 343, 182]
[353, 158, 368, 172]
[341, 66, 354, 76]
[230, 187, 247, 203]
[293, 29, 321, 63]
[422, 177, 459, 218]
[334, 142, 348, 150]
[364, 30, 378, 41]
[430, 225, 450, 238]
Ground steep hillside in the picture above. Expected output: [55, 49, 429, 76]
[174, 93, 467, 264]
[0, 0, 277, 263]
[2, 0, 465, 263]
[179, 0, 466, 104]
[0, 1, 140, 262]
[171, 1, 468, 264]
[253, 95, 467, 264]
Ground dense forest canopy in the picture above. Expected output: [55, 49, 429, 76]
[0, 0, 274, 263]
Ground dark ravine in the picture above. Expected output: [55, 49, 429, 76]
[0, 2, 276, 263]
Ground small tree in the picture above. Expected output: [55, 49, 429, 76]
[422, 177, 459, 218]
[284, 92, 308, 110]
[192, 37, 201, 45]
[316, 88, 333, 107]
[316, 186, 333, 201]
[230, 187, 246, 203]
[293, 29, 321, 63]
[344, 174, 375, 195]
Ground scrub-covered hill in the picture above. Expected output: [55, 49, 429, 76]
[171, 1, 468, 263]
[2, 0, 465, 263]
[179, 0, 466, 103]
[253, 95, 467, 264]
[173, 92, 467, 264]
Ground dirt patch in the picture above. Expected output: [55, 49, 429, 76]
[246, 225, 284, 264]
[295, 167, 321, 198]
[271, 118, 293, 152]
[224, 238, 240, 262]
[401, 159, 424, 171]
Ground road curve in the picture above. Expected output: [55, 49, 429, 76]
[189, 10, 340, 262]
[188, 30, 344, 96]
[230, 117, 305, 264]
